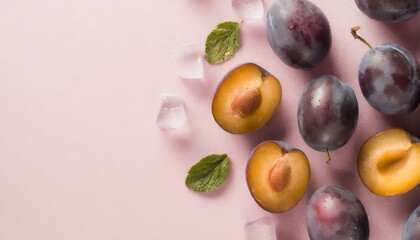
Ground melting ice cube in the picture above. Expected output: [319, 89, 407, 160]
[156, 94, 186, 130]
[245, 216, 277, 240]
[173, 43, 203, 79]
[232, 0, 264, 20]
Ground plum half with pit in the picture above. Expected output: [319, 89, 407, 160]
[306, 185, 370, 240]
[212, 63, 282, 134]
[246, 141, 310, 213]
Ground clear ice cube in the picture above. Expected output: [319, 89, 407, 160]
[232, 0, 264, 20]
[245, 216, 277, 240]
[156, 94, 186, 130]
[173, 43, 204, 79]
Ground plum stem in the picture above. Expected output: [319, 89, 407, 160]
[326, 149, 331, 164]
[351, 26, 372, 49]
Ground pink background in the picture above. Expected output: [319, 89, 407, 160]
[0, 0, 419, 239]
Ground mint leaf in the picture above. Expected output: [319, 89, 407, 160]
[185, 154, 230, 192]
[204, 21, 240, 64]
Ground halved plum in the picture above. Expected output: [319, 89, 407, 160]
[358, 128, 420, 196]
[212, 63, 282, 134]
[246, 141, 310, 213]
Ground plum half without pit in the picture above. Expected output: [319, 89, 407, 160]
[212, 63, 282, 134]
[358, 128, 420, 196]
[246, 141, 311, 213]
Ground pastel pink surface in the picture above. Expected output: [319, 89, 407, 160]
[0, 0, 419, 239]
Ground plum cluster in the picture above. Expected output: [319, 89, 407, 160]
[208, 0, 420, 238]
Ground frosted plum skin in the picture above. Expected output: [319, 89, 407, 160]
[307, 185, 369, 240]
[297, 75, 358, 151]
[355, 0, 420, 23]
[266, 0, 331, 69]
[358, 43, 420, 115]
[402, 206, 420, 240]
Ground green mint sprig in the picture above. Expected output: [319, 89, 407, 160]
[185, 154, 230, 192]
[204, 21, 241, 64]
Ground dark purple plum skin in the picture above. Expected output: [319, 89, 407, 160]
[307, 185, 370, 240]
[297, 75, 358, 151]
[359, 43, 420, 115]
[355, 0, 420, 23]
[266, 0, 331, 69]
[402, 206, 420, 240]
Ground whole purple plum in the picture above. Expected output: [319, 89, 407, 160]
[355, 0, 420, 23]
[266, 0, 331, 69]
[358, 43, 420, 114]
[307, 185, 370, 240]
[297, 75, 358, 154]
[402, 206, 420, 240]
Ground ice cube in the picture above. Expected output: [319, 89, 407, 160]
[245, 216, 277, 240]
[232, 0, 264, 20]
[173, 43, 203, 79]
[156, 94, 186, 130]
